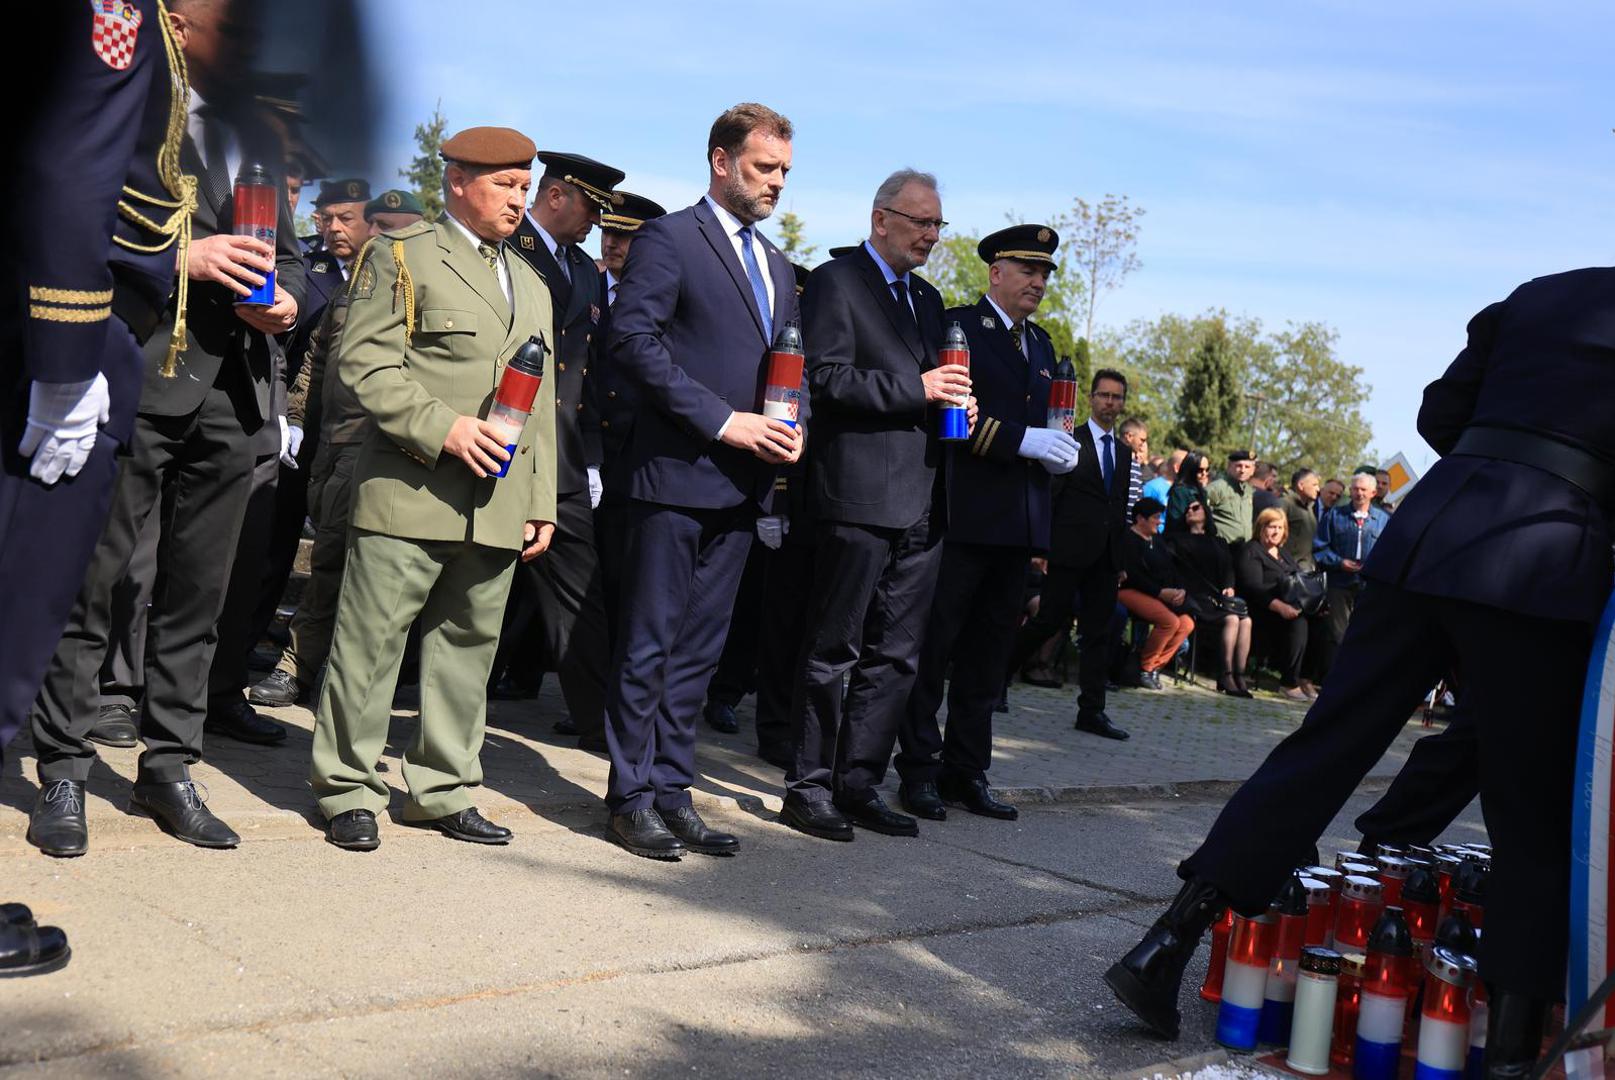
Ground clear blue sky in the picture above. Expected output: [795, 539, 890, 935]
[341, 1, 1615, 469]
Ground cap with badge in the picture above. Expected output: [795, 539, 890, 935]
[977, 223, 1059, 269]
[364, 188, 425, 221]
[314, 178, 372, 208]
[1228, 449, 1254, 463]
[440, 126, 537, 168]
[600, 190, 667, 233]
[537, 151, 625, 211]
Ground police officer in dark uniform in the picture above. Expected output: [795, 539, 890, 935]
[1104, 267, 1615, 1080]
[896, 226, 1079, 822]
[1, 0, 194, 974]
[590, 190, 665, 648]
[496, 152, 621, 749]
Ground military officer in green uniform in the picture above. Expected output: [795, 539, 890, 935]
[310, 127, 559, 851]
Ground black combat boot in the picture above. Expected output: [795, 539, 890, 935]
[1482, 990, 1547, 1080]
[1104, 878, 1228, 1039]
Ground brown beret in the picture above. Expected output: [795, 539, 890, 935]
[439, 126, 536, 168]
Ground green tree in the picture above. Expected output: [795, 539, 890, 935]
[1176, 321, 1243, 459]
[925, 227, 1086, 359]
[400, 101, 447, 222]
[1054, 194, 1144, 341]
[774, 210, 817, 264]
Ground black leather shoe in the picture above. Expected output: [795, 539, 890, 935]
[423, 807, 510, 844]
[87, 703, 138, 748]
[661, 805, 739, 856]
[2, 903, 33, 928]
[552, 716, 580, 735]
[756, 742, 793, 769]
[1076, 711, 1130, 740]
[204, 698, 287, 746]
[608, 808, 685, 859]
[27, 780, 88, 858]
[247, 669, 305, 707]
[1216, 673, 1254, 699]
[939, 775, 1018, 821]
[1104, 879, 1227, 1039]
[834, 793, 919, 837]
[899, 781, 947, 821]
[703, 700, 739, 734]
[0, 920, 70, 978]
[1483, 991, 1548, 1080]
[327, 809, 380, 851]
[779, 796, 854, 842]
[129, 780, 240, 848]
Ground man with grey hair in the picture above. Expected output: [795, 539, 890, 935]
[783, 168, 974, 842]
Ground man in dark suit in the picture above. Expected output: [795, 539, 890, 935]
[492, 153, 621, 754]
[896, 225, 1079, 824]
[1004, 369, 1135, 740]
[25, 0, 305, 857]
[1104, 268, 1615, 1078]
[783, 170, 972, 842]
[605, 104, 801, 860]
[1, 0, 193, 971]
[592, 191, 666, 648]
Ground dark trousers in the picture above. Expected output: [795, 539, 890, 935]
[1007, 555, 1118, 716]
[32, 385, 255, 783]
[1252, 607, 1308, 687]
[1317, 584, 1361, 677]
[755, 534, 815, 754]
[788, 511, 944, 803]
[495, 488, 609, 738]
[246, 458, 308, 650]
[207, 450, 280, 709]
[1179, 582, 1590, 999]
[605, 500, 755, 813]
[706, 538, 771, 707]
[99, 508, 160, 711]
[898, 542, 1026, 785]
[1355, 704, 1479, 846]
[0, 435, 124, 769]
[595, 490, 630, 650]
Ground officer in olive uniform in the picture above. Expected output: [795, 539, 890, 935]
[591, 191, 666, 643]
[310, 128, 558, 852]
[494, 152, 620, 750]
[897, 226, 1079, 822]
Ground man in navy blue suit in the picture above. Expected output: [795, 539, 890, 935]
[1105, 267, 1615, 1078]
[896, 225, 1079, 825]
[604, 103, 802, 860]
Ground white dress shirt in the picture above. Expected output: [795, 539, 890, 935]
[604, 269, 620, 308]
[526, 212, 571, 283]
[444, 213, 512, 307]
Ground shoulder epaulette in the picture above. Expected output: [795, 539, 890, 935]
[383, 220, 435, 241]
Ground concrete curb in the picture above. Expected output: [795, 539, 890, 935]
[1110, 1047, 1231, 1080]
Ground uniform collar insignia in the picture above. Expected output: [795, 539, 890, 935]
[981, 315, 996, 329]
[520, 234, 535, 249]
[311, 261, 329, 273]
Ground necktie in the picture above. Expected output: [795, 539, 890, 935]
[554, 243, 572, 284]
[1010, 323, 1024, 355]
[737, 225, 773, 343]
[1101, 433, 1115, 491]
[199, 106, 231, 209]
[477, 242, 500, 271]
[890, 279, 918, 332]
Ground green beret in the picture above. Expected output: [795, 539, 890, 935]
[364, 189, 425, 220]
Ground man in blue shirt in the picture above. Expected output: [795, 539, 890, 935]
[1313, 472, 1389, 677]
[1140, 449, 1181, 533]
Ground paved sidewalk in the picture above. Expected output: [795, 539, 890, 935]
[0, 670, 1436, 853]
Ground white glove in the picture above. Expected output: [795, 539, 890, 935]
[19, 374, 110, 485]
[586, 464, 603, 510]
[756, 515, 788, 550]
[280, 423, 303, 469]
[1018, 428, 1080, 475]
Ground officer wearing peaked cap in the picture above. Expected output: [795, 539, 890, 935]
[897, 224, 1077, 823]
[591, 190, 665, 647]
[309, 125, 558, 851]
[493, 151, 624, 748]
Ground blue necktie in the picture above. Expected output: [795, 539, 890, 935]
[1101, 433, 1115, 491]
[737, 225, 773, 344]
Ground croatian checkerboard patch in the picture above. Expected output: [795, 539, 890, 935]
[91, 0, 143, 71]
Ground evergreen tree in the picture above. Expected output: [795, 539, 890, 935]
[775, 210, 817, 264]
[1176, 321, 1242, 458]
[400, 102, 448, 222]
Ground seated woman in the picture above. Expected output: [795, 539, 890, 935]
[1166, 497, 1253, 698]
[1117, 497, 1195, 691]
[1235, 507, 1310, 701]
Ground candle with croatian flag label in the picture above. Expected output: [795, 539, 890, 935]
[232, 163, 278, 306]
[1259, 875, 1311, 1046]
[762, 323, 805, 429]
[1216, 911, 1277, 1050]
[937, 322, 970, 441]
[1200, 908, 1235, 1003]
[1046, 356, 1077, 433]
[1355, 907, 1414, 1080]
[1415, 947, 1476, 1080]
[486, 336, 547, 479]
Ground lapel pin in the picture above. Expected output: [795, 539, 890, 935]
[520, 235, 534, 249]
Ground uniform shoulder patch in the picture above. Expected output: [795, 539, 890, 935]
[92, 1, 143, 70]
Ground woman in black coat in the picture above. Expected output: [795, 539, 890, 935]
[1235, 507, 1310, 700]
[1165, 450, 1213, 536]
[1167, 497, 1252, 697]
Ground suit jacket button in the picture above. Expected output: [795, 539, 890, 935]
[558, 362, 566, 372]
[607, 390, 616, 399]
[601, 419, 610, 428]
[576, 403, 584, 411]
[521, 446, 529, 455]
[585, 333, 592, 343]
[444, 320, 454, 328]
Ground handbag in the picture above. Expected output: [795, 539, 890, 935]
[1183, 591, 1249, 622]
[1280, 569, 1328, 616]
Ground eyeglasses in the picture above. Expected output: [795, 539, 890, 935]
[1187, 504, 1204, 511]
[880, 206, 948, 233]
[1196, 466, 1211, 474]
